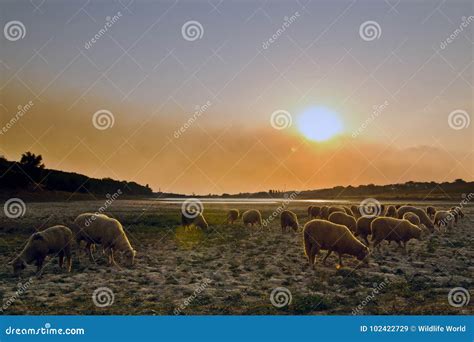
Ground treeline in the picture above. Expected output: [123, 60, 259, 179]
[220, 179, 473, 200]
[0, 152, 153, 196]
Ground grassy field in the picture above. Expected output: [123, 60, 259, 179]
[0, 199, 472, 315]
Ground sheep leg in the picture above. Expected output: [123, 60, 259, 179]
[35, 257, 45, 277]
[337, 253, 343, 268]
[363, 236, 370, 246]
[309, 245, 319, 269]
[86, 242, 96, 263]
[58, 253, 64, 269]
[322, 250, 332, 265]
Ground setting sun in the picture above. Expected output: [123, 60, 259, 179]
[297, 107, 343, 142]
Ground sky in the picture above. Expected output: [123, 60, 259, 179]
[0, 0, 473, 195]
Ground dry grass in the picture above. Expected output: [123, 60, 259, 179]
[0, 200, 472, 315]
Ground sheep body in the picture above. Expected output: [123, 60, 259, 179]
[371, 217, 421, 251]
[226, 209, 239, 224]
[327, 206, 345, 217]
[74, 213, 136, 266]
[343, 206, 353, 216]
[434, 210, 455, 230]
[328, 211, 357, 233]
[350, 205, 361, 219]
[303, 219, 369, 268]
[385, 205, 398, 218]
[242, 209, 262, 227]
[397, 206, 434, 231]
[309, 206, 321, 219]
[426, 206, 436, 219]
[403, 212, 420, 226]
[280, 210, 299, 232]
[451, 206, 465, 219]
[181, 212, 209, 230]
[355, 216, 376, 245]
[12, 225, 73, 275]
[320, 206, 329, 219]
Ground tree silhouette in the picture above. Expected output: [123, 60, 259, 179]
[20, 152, 45, 169]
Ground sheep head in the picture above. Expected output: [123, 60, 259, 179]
[11, 257, 26, 275]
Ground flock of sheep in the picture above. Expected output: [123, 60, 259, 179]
[8, 203, 465, 276]
[182, 203, 465, 269]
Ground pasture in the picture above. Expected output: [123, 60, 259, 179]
[0, 199, 472, 315]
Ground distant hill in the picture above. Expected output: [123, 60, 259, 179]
[0, 153, 153, 199]
[218, 179, 473, 201]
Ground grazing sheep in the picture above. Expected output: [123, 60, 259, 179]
[397, 206, 434, 232]
[343, 206, 353, 216]
[355, 216, 376, 245]
[451, 206, 465, 219]
[307, 206, 313, 218]
[10, 225, 73, 276]
[303, 219, 369, 268]
[426, 206, 436, 219]
[226, 209, 239, 224]
[449, 209, 459, 224]
[434, 210, 455, 230]
[320, 206, 329, 219]
[182, 211, 209, 231]
[328, 206, 345, 217]
[351, 205, 361, 219]
[309, 206, 321, 219]
[328, 211, 357, 233]
[242, 209, 262, 227]
[280, 210, 299, 232]
[395, 204, 402, 210]
[74, 213, 136, 266]
[403, 212, 421, 226]
[371, 217, 422, 253]
[385, 205, 398, 218]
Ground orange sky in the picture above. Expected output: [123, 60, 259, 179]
[1, 1, 472, 194]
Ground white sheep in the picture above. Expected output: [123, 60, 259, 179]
[74, 213, 136, 266]
[10, 225, 73, 276]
